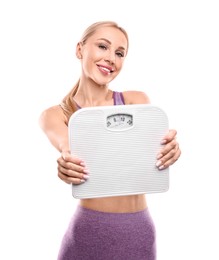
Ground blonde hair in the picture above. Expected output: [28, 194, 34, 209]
[60, 21, 129, 121]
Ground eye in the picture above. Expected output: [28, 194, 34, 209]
[98, 44, 107, 50]
[116, 51, 124, 58]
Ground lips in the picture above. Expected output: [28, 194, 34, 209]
[97, 64, 114, 74]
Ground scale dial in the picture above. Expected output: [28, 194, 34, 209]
[106, 113, 133, 130]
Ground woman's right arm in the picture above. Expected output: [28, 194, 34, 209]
[39, 105, 89, 184]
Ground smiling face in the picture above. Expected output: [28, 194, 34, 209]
[76, 26, 128, 86]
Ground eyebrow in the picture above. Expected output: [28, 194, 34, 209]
[97, 38, 126, 51]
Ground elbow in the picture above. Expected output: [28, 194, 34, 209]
[38, 110, 48, 132]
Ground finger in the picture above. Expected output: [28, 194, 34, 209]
[61, 152, 84, 165]
[162, 129, 177, 144]
[159, 148, 181, 170]
[156, 142, 178, 168]
[57, 157, 87, 174]
[157, 138, 177, 159]
[58, 163, 89, 184]
[57, 164, 89, 179]
[156, 146, 181, 170]
[58, 171, 86, 185]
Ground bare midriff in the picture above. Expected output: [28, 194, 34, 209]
[80, 194, 147, 213]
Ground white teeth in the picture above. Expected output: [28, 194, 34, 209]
[101, 67, 110, 72]
[98, 66, 111, 73]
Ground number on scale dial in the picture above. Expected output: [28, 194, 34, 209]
[106, 113, 133, 130]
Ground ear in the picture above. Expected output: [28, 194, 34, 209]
[76, 42, 83, 59]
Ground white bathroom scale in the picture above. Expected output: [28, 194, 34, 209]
[68, 104, 169, 199]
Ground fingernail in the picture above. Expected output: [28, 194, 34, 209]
[80, 162, 86, 166]
[156, 160, 162, 167]
[159, 165, 165, 170]
[80, 179, 85, 183]
[83, 168, 89, 174]
[161, 139, 167, 144]
[83, 174, 89, 180]
[157, 154, 162, 159]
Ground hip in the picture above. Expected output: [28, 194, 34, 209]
[58, 204, 156, 260]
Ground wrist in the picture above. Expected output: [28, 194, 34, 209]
[59, 142, 70, 153]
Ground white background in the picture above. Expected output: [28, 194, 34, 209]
[0, 0, 219, 259]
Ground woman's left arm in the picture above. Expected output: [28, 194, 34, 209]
[156, 129, 181, 170]
[122, 91, 181, 170]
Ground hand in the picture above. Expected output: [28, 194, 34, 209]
[57, 151, 89, 184]
[156, 129, 181, 170]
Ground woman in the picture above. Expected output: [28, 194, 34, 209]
[39, 21, 181, 260]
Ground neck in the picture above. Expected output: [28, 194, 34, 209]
[74, 79, 111, 107]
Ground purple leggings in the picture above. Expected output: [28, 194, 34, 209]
[57, 205, 156, 260]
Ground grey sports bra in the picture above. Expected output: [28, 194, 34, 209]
[75, 91, 125, 109]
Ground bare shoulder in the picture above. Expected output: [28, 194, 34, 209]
[39, 105, 67, 125]
[40, 105, 64, 117]
[122, 90, 151, 105]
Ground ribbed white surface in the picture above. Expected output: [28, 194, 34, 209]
[69, 104, 169, 199]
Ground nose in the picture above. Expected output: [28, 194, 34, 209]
[104, 51, 116, 65]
